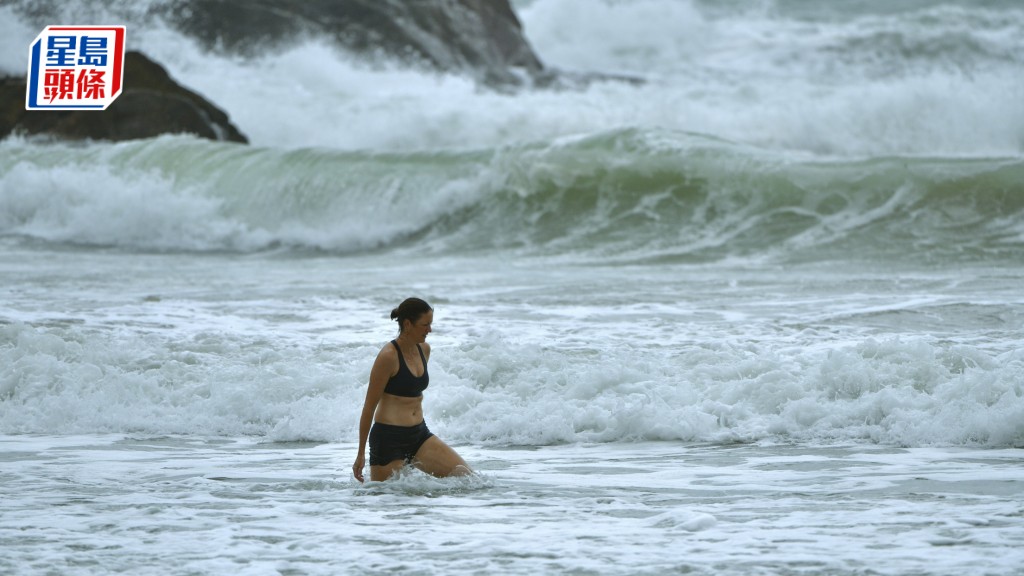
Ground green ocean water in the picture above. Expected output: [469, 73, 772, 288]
[2, 132, 1022, 265]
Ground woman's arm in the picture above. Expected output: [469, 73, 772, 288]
[352, 346, 396, 482]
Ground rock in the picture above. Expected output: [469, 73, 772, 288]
[3, 0, 642, 93]
[0, 51, 248, 143]
[0, 0, 643, 143]
[159, 0, 547, 87]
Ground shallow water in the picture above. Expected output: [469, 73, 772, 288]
[2, 435, 1022, 575]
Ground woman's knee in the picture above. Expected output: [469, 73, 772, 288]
[415, 437, 472, 477]
[449, 463, 473, 477]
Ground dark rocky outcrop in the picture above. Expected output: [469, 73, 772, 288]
[3, 0, 554, 87]
[0, 0, 641, 143]
[158, 0, 549, 87]
[0, 51, 247, 143]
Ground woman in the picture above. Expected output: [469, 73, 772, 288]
[352, 297, 472, 482]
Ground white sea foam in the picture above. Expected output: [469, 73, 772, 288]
[520, 0, 1024, 157]
[0, 154, 267, 251]
[8, 0, 1020, 156]
[0, 6, 38, 75]
[149, 36, 1022, 157]
[3, 287, 1021, 447]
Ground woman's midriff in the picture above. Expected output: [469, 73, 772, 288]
[374, 394, 424, 426]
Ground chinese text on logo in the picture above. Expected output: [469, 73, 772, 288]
[26, 26, 126, 111]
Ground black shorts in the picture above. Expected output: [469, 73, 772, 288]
[368, 421, 434, 467]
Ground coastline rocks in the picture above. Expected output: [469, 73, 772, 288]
[0, 0, 640, 143]
[0, 51, 247, 143]
[161, 0, 548, 87]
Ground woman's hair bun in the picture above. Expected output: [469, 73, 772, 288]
[390, 298, 433, 334]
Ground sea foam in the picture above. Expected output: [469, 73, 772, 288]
[4, 1, 1023, 156]
[3, 320, 1021, 447]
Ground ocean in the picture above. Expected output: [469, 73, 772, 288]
[2, 0, 1023, 574]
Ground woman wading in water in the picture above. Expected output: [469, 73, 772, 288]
[352, 298, 472, 482]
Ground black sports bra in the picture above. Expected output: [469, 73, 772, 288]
[383, 340, 428, 397]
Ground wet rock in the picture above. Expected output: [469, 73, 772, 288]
[161, 0, 547, 87]
[0, 50, 247, 143]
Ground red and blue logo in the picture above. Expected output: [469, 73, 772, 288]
[26, 25, 126, 111]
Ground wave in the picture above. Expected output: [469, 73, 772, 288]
[2, 131, 1022, 263]
[521, 0, 1024, 75]
[5, 1, 1024, 156]
[2, 321, 1022, 447]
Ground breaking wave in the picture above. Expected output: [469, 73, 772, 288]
[1, 132, 1022, 264]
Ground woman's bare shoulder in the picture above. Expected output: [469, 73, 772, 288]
[375, 342, 399, 366]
